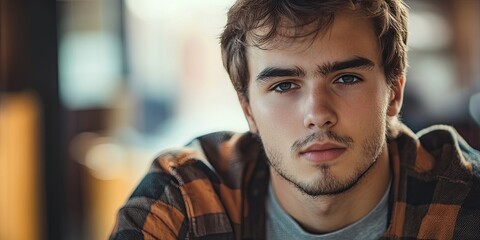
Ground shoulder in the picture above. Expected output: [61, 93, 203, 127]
[390, 125, 480, 238]
[110, 131, 261, 239]
[109, 148, 194, 240]
[416, 124, 479, 157]
[416, 125, 480, 237]
[416, 125, 480, 176]
[392, 124, 480, 179]
[394, 124, 480, 203]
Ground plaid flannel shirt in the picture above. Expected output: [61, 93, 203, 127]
[110, 125, 480, 239]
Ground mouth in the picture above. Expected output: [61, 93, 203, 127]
[299, 143, 347, 163]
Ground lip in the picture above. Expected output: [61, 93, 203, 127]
[299, 143, 347, 163]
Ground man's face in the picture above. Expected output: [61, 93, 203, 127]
[241, 11, 404, 196]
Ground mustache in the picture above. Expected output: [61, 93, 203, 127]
[291, 130, 354, 152]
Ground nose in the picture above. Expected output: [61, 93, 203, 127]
[303, 87, 338, 130]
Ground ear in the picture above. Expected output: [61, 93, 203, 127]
[238, 94, 259, 134]
[387, 75, 406, 116]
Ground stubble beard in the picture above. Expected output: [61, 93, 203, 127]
[262, 127, 386, 197]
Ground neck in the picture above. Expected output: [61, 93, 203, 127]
[270, 143, 391, 234]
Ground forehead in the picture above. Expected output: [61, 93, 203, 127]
[246, 11, 381, 72]
[247, 9, 375, 48]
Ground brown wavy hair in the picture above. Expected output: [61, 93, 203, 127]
[220, 0, 408, 100]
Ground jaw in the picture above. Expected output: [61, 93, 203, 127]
[268, 142, 391, 233]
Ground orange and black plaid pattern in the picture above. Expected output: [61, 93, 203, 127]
[110, 125, 480, 239]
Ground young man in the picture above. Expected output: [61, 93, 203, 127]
[110, 0, 480, 239]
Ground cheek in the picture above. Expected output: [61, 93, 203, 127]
[250, 96, 300, 145]
[344, 86, 390, 129]
[373, 87, 391, 117]
[252, 93, 298, 124]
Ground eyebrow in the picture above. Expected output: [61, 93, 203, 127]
[255, 56, 375, 83]
[256, 66, 306, 83]
[317, 56, 375, 76]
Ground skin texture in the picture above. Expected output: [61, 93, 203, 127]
[240, 10, 405, 233]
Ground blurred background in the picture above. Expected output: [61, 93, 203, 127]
[0, 0, 479, 239]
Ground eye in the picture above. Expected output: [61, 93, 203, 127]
[272, 82, 299, 93]
[335, 75, 361, 84]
